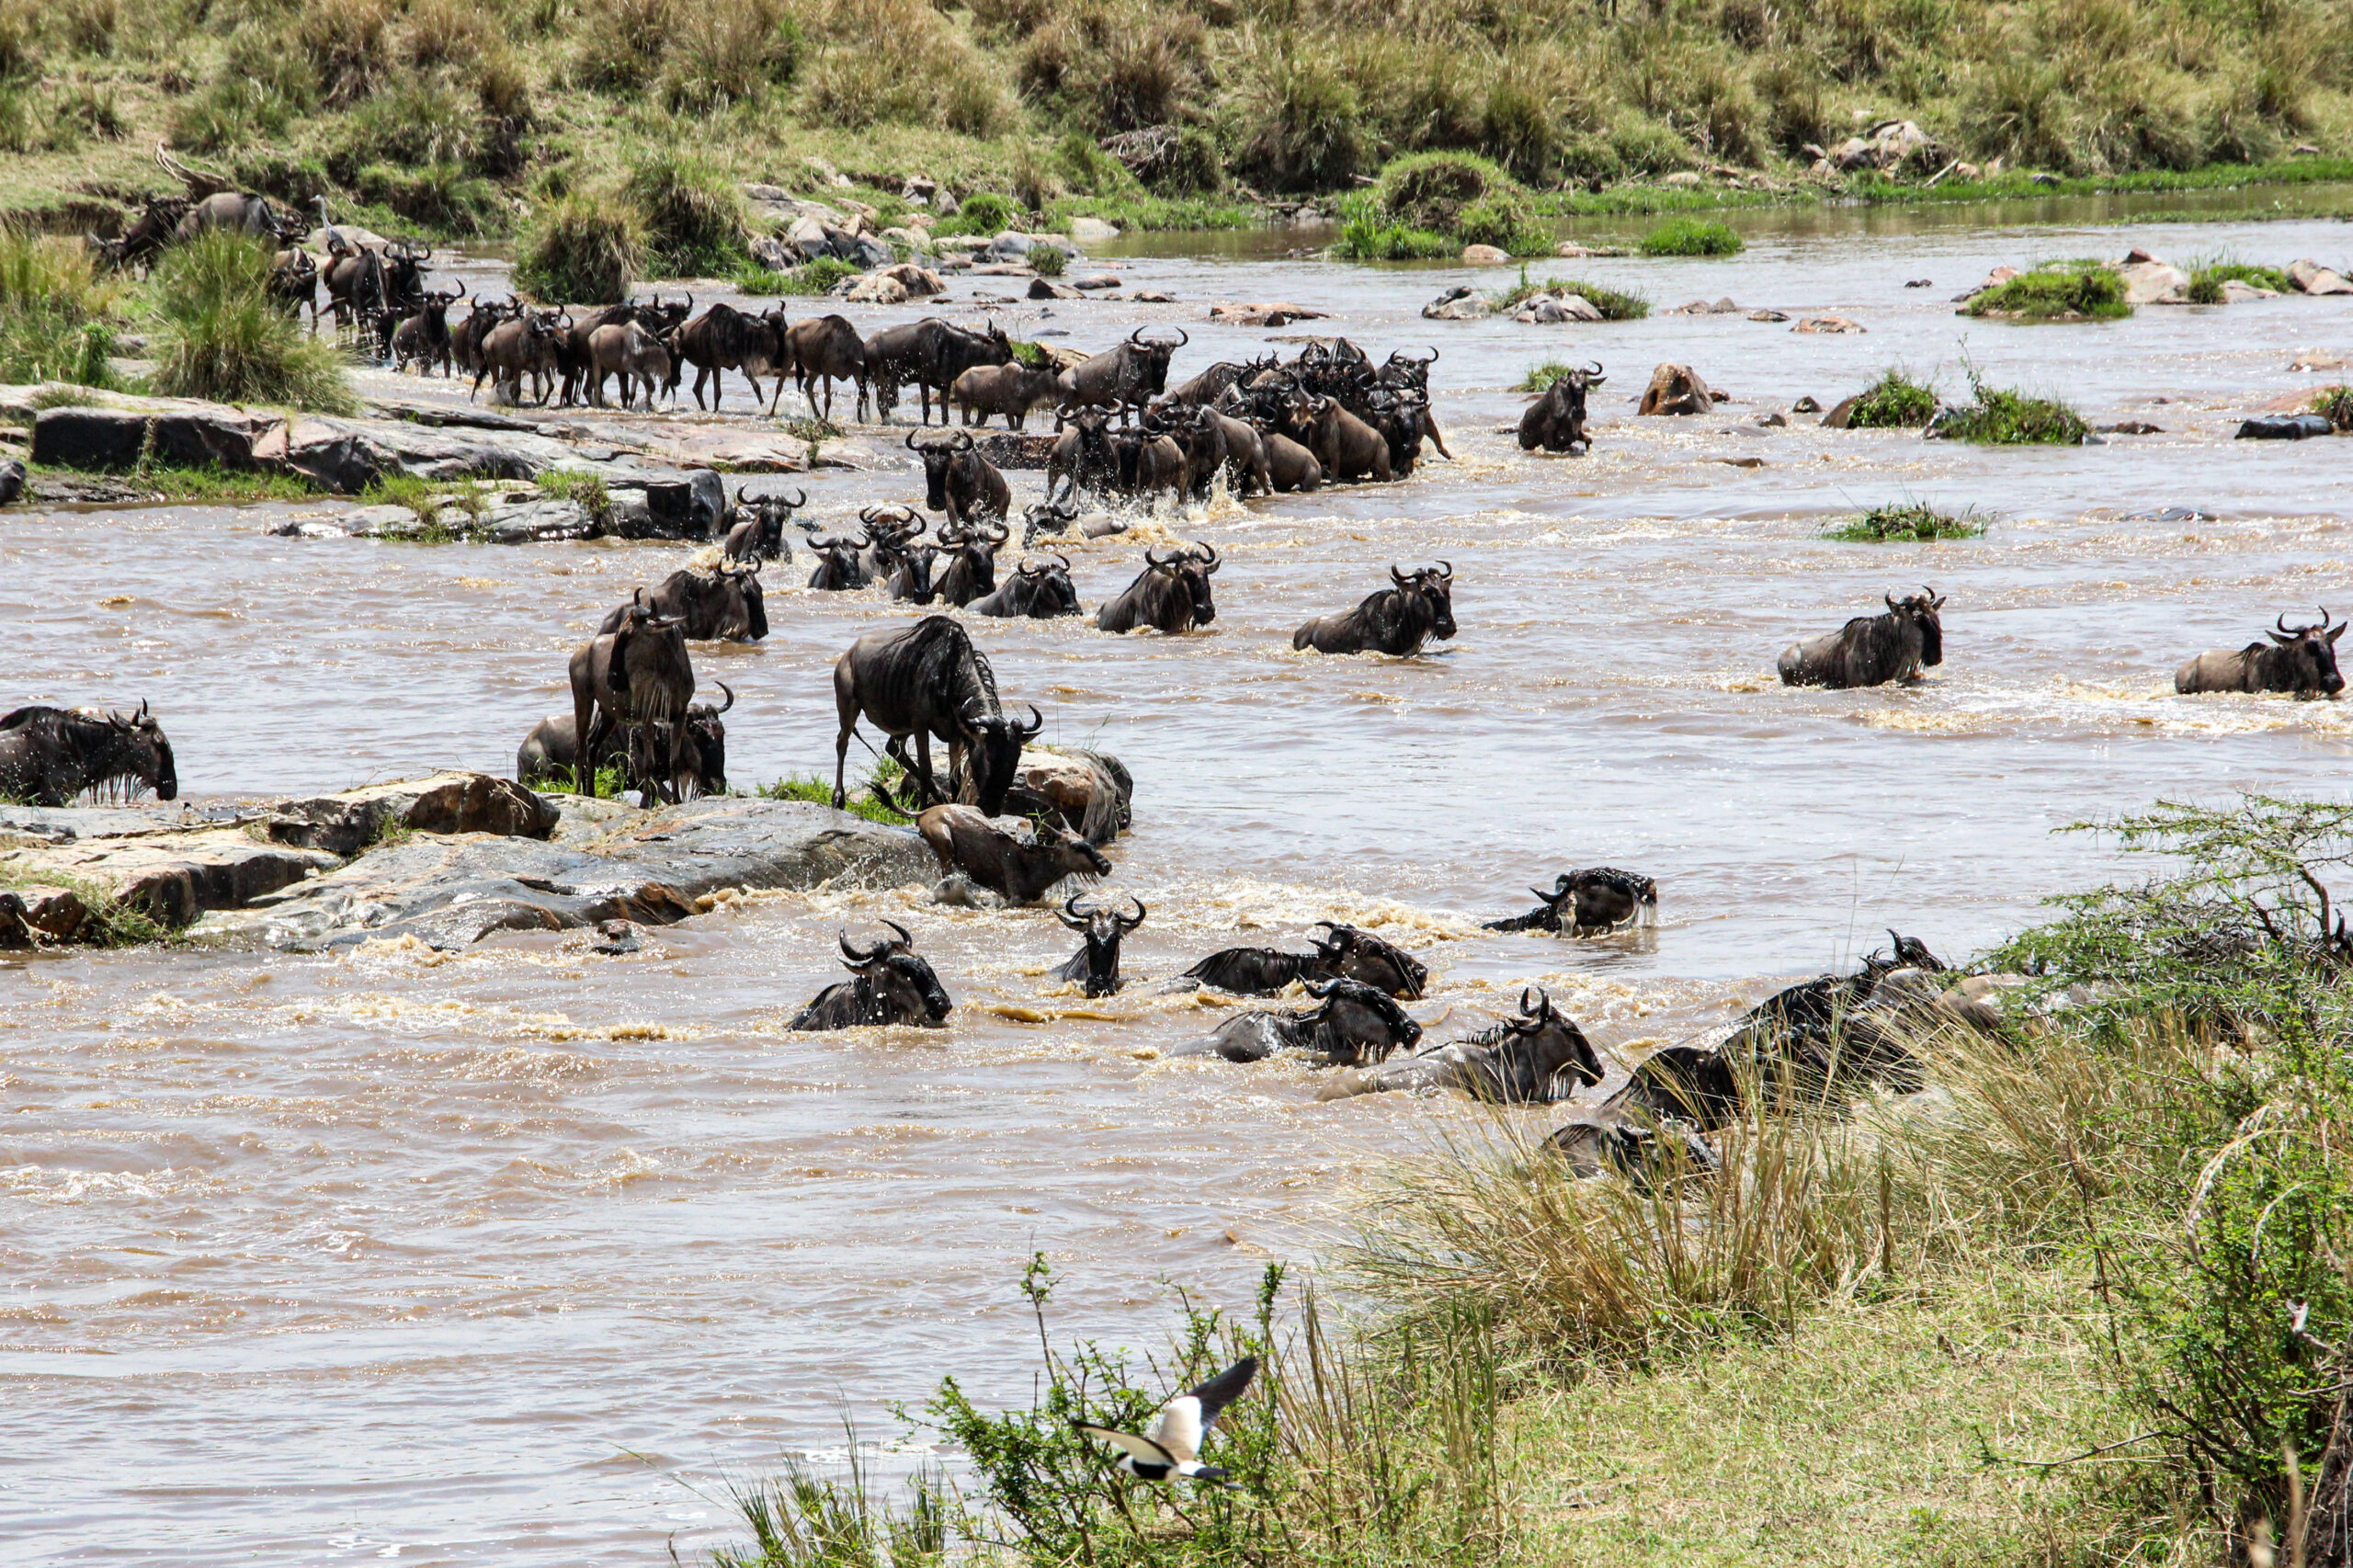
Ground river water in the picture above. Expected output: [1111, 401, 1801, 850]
[5, 197, 2352, 1564]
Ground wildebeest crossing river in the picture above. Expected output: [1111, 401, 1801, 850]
[4, 199, 2351, 1563]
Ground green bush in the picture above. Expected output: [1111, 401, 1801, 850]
[515, 194, 639, 303]
[1154, 126, 1224, 196]
[940, 191, 1018, 236]
[1639, 216, 1744, 256]
[1497, 270, 1649, 319]
[1929, 369, 2088, 445]
[148, 232, 355, 412]
[1825, 502, 1987, 541]
[1029, 244, 1065, 278]
[1231, 38, 1366, 193]
[1373, 152, 1545, 252]
[1843, 369, 1938, 428]
[1516, 360, 1576, 392]
[1330, 209, 1457, 261]
[1961, 261, 2131, 321]
[621, 147, 748, 277]
[351, 161, 504, 235]
[732, 256, 861, 297]
[0, 230, 120, 388]
[2187, 260, 2291, 301]
[2313, 384, 2353, 431]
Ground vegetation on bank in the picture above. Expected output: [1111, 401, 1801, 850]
[2313, 384, 2353, 431]
[0, 230, 122, 387]
[1638, 216, 1744, 256]
[1961, 259, 2133, 321]
[759, 768, 908, 824]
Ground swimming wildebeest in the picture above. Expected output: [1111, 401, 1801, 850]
[1518, 363, 1605, 454]
[673, 301, 790, 411]
[969, 552, 1083, 619]
[0, 702, 177, 805]
[722, 488, 809, 563]
[1292, 563, 1456, 656]
[1181, 922, 1425, 999]
[790, 921, 954, 1030]
[1485, 868, 1659, 936]
[1051, 894, 1146, 996]
[1096, 544, 1220, 634]
[933, 520, 1009, 608]
[1179, 978, 1422, 1066]
[516, 683, 733, 797]
[1778, 588, 1945, 689]
[568, 590, 696, 805]
[1058, 325, 1188, 425]
[2175, 608, 2346, 699]
[911, 430, 1011, 528]
[806, 528, 874, 591]
[1324, 986, 1605, 1103]
[597, 562, 767, 642]
[830, 615, 1042, 813]
[916, 804, 1111, 906]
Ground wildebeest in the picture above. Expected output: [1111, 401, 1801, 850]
[0, 459, 24, 506]
[969, 553, 1083, 619]
[887, 537, 942, 604]
[1259, 430, 1323, 492]
[1058, 326, 1188, 425]
[0, 702, 177, 806]
[585, 318, 673, 409]
[2175, 608, 2347, 699]
[1544, 1105, 1722, 1188]
[1097, 544, 1220, 634]
[154, 143, 301, 245]
[1292, 392, 1392, 483]
[1778, 588, 1945, 688]
[1181, 978, 1422, 1066]
[830, 615, 1042, 813]
[473, 306, 570, 404]
[806, 529, 874, 591]
[785, 314, 869, 420]
[852, 506, 927, 584]
[1293, 563, 1456, 656]
[88, 194, 189, 274]
[390, 290, 461, 377]
[597, 562, 767, 642]
[1165, 352, 1279, 408]
[1047, 410, 1120, 501]
[868, 318, 1015, 426]
[1181, 922, 1424, 999]
[722, 488, 808, 563]
[674, 301, 790, 411]
[790, 921, 954, 1030]
[552, 302, 641, 406]
[516, 683, 733, 797]
[911, 430, 1011, 528]
[1518, 363, 1605, 454]
[320, 243, 389, 338]
[1485, 868, 1659, 936]
[1051, 894, 1146, 996]
[1324, 987, 1605, 1103]
[950, 360, 1065, 429]
[934, 521, 1009, 608]
[452, 295, 519, 380]
[916, 803, 1111, 906]
[1201, 407, 1271, 495]
[267, 246, 318, 317]
[568, 590, 695, 804]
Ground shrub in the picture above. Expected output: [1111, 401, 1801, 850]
[1498, 270, 1649, 319]
[800, 0, 1010, 136]
[1330, 209, 1456, 262]
[2187, 260, 2291, 301]
[574, 0, 673, 89]
[1929, 369, 2088, 445]
[1843, 369, 1938, 427]
[731, 256, 860, 296]
[1516, 359, 1574, 392]
[0, 230, 120, 388]
[1961, 260, 2131, 321]
[1373, 153, 1529, 241]
[1029, 244, 1065, 278]
[149, 233, 356, 412]
[1639, 216, 1744, 256]
[939, 192, 1017, 236]
[1230, 37, 1366, 192]
[1825, 502, 1988, 541]
[293, 0, 396, 107]
[661, 0, 801, 110]
[351, 162, 504, 235]
[620, 148, 747, 277]
[2313, 385, 2353, 432]
[1153, 126, 1224, 196]
[515, 195, 639, 303]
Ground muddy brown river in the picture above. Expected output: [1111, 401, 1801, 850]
[6, 199, 2352, 1563]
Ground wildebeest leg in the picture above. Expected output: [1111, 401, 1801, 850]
[831, 676, 860, 810]
[1424, 410, 1454, 460]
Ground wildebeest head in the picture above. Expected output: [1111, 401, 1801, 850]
[839, 920, 952, 1026]
[1130, 325, 1188, 398]
[891, 540, 940, 602]
[1058, 893, 1144, 998]
[1394, 562, 1456, 641]
[1867, 929, 1946, 977]
[1884, 586, 1946, 667]
[720, 559, 768, 640]
[642, 290, 693, 341]
[909, 429, 965, 512]
[2267, 607, 2347, 698]
[1301, 976, 1421, 1064]
[1016, 552, 1081, 616]
[683, 682, 733, 794]
[808, 529, 871, 585]
[1380, 347, 1438, 392]
[1148, 542, 1220, 626]
[1310, 922, 1427, 999]
[960, 700, 1044, 816]
[1498, 985, 1605, 1090]
[106, 699, 177, 801]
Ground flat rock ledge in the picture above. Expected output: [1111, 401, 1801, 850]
[0, 773, 928, 950]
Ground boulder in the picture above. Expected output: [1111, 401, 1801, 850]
[1131, 290, 1175, 303]
[1461, 244, 1511, 265]
[1954, 265, 2018, 303]
[1068, 216, 1120, 243]
[2235, 412, 2337, 440]
[1836, 119, 1934, 172]
[1211, 301, 1329, 326]
[269, 502, 416, 539]
[786, 214, 830, 253]
[1662, 170, 1703, 187]
[747, 235, 798, 272]
[1007, 746, 1131, 846]
[847, 271, 911, 304]
[1511, 293, 1604, 324]
[251, 416, 392, 494]
[8, 882, 91, 940]
[481, 497, 597, 544]
[1420, 287, 1493, 322]
[1793, 315, 1867, 334]
[1822, 395, 1859, 429]
[261, 771, 560, 856]
[1638, 362, 1717, 416]
[1747, 309, 1790, 322]
[1072, 274, 1122, 291]
[0, 823, 338, 929]
[607, 469, 725, 540]
[987, 230, 1035, 260]
[32, 402, 277, 472]
[2289, 259, 2353, 296]
[1029, 278, 1081, 301]
[901, 175, 938, 205]
[933, 187, 961, 218]
[2116, 259, 2188, 305]
[2221, 279, 2280, 302]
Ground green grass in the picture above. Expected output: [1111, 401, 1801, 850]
[534, 468, 611, 524]
[2185, 260, 2292, 302]
[621, 146, 751, 278]
[2312, 384, 2353, 431]
[32, 460, 325, 502]
[1843, 369, 1938, 429]
[0, 864, 176, 947]
[515, 194, 640, 305]
[1931, 370, 2090, 445]
[1497, 269, 1649, 319]
[1638, 216, 1743, 256]
[1333, 152, 1549, 261]
[757, 772, 908, 824]
[1961, 261, 2131, 321]
[1825, 502, 1988, 542]
[1515, 360, 1575, 392]
[0, 229, 121, 389]
[149, 233, 357, 412]
[732, 256, 861, 297]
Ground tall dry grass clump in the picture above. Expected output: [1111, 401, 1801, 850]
[800, 0, 1012, 136]
[514, 194, 639, 303]
[149, 232, 355, 411]
[0, 228, 123, 387]
[619, 147, 748, 276]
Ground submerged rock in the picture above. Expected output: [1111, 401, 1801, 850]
[2289, 258, 2353, 296]
[1638, 363, 1718, 416]
[2236, 412, 2337, 440]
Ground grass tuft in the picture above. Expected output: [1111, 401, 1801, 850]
[515, 194, 639, 304]
[1930, 369, 2090, 445]
[0, 228, 121, 388]
[1334, 152, 1548, 260]
[1496, 269, 1649, 319]
[1638, 216, 1743, 256]
[148, 233, 356, 412]
[1826, 502, 1989, 542]
[758, 771, 908, 824]
[1843, 369, 1938, 429]
[620, 146, 749, 278]
[1962, 260, 2132, 321]
[731, 256, 861, 297]
[2312, 384, 2353, 432]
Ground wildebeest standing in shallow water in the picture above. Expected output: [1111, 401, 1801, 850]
[569, 591, 695, 805]
[1778, 588, 1945, 688]
[1052, 895, 1146, 996]
[1486, 868, 1658, 936]
[0, 702, 177, 805]
[1518, 363, 1604, 454]
[915, 803, 1110, 906]
[1293, 563, 1456, 655]
[790, 922, 954, 1030]
[1180, 978, 1422, 1065]
[2176, 608, 2346, 698]
[516, 684, 732, 798]
[830, 615, 1041, 813]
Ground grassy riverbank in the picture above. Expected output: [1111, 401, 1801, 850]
[1, 0, 2347, 249]
[701, 794, 2353, 1568]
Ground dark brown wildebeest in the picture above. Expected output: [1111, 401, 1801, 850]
[674, 301, 790, 411]
[722, 488, 808, 563]
[1293, 562, 1456, 656]
[852, 506, 926, 583]
[1291, 392, 1392, 483]
[268, 247, 318, 318]
[2175, 608, 2347, 699]
[0, 702, 177, 806]
[1323, 986, 1606, 1103]
[887, 537, 943, 605]
[969, 553, 1082, 619]
[1201, 407, 1271, 495]
[552, 302, 639, 406]
[1518, 363, 1605, 454]
[598, 562, 767, 642]
[950, 360, 1066, 429]
[1058, 326, 1188, 426]
[934, 520, 1008, 608]
[868, 318, 1015, 426]
[517, 683, 733, 797]
[790, 921, 954, 1030]
[1177, 978, 1422, 1066]
[1486, 868, 1658, 936]
[1165, 352, 1279, 407]
[1181, 922, 1424, 999]
[1047, 410, 1120, 501]
[785, 314, 868, 420]
[1779, 588, 1945, 688]
[1361, 389, 1441, 478]
[474, 306, 571, 404]
[568, 590, 696, 805]
[1051, 894, 1145, 996]
[320, 244, 388, 338]
[916, 803, 1111, 906]
[806, 528, 875, 591]
[88, 194, 190, 274]
[911, 430, 1011, 528]
[1376, 347, 1452, 459]
[452, 295, 519, 381]
[1096, 544, 1219, 634]
[1108, 428, 1187, 506]
[830, 615, 1042, 813]
[390, 290, 462, 377]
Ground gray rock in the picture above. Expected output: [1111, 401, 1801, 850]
[483, 497, 597, 543]
[605, 468, 725, 540]
[987, 230, 1035, 260]
[1029, 278, 1082, 301]
[32, 403, 276, 472]
[2236, 412, 2336, 440]
[267, 503, 417, 538]
[260, 771, 561, 857]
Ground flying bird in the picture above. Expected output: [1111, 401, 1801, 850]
[1074, 1355, 1257, 1485]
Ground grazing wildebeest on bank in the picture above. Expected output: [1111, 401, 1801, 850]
[1180, 978, 1422, 1066]
[1097, 544, 1220, 634]
[1325, 987, 1605, 1103]
[569, 591, 695, 805]
[912, 430, 1011, 528]
[790, 922, 953, 1030]
[969, 553, 1082, 619]
[1293, 563, 1456, 656]
[1051, 895, 1146, 996]
[598, 562, 767, 642]
[831, 615, 1041, 813]
[674, 301, 790, 411]
[516, 684, 732, 797]
[1486, 868, 1659, 936]
[2176, 608, 2346, 698]
[0, 702, 177, 805]
[1518, 363, 1605, 454]
[786, 314, 868, 420]
[806, 529, 874, 591]
[1059, 326, 1187, 425]
[916, 804, 1110, 906]
[1778, 589, 1945, 688]
[722, 488, 808, 563]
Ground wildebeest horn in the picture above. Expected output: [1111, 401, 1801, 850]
[881, 918, 912, 947]
[1886, 593, 1901, 612]
[1017, 704, 1043, 738]
[711, 681, 734, 713]
[1117, 897, 1146, 929]
[1017, 558, 1044, 578]
[1128, 326, 1146, 344]
[783, 488, 807, 508]
[983, 521, 1008, 544]
[904, 429, 922, 449]
[1436, 559, 1452, 581]
[1391, 564, 1409, 587]
[1058, 893, 1092, 930]
[839, 928, 881, 963]
[1192, 542, 1220, 573]
[1146, 547, 1179, 568]
[135, 699, 150, 722]
[952, 431, 973, 451]
[1532, 882, 1570, 905]
[847, 530, 870, 550]
[1051, 552, 1070, 572]
[1520, 985, 1552, 1019]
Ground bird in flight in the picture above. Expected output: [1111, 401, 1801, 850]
[1074, 1356, 1258, 1485]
